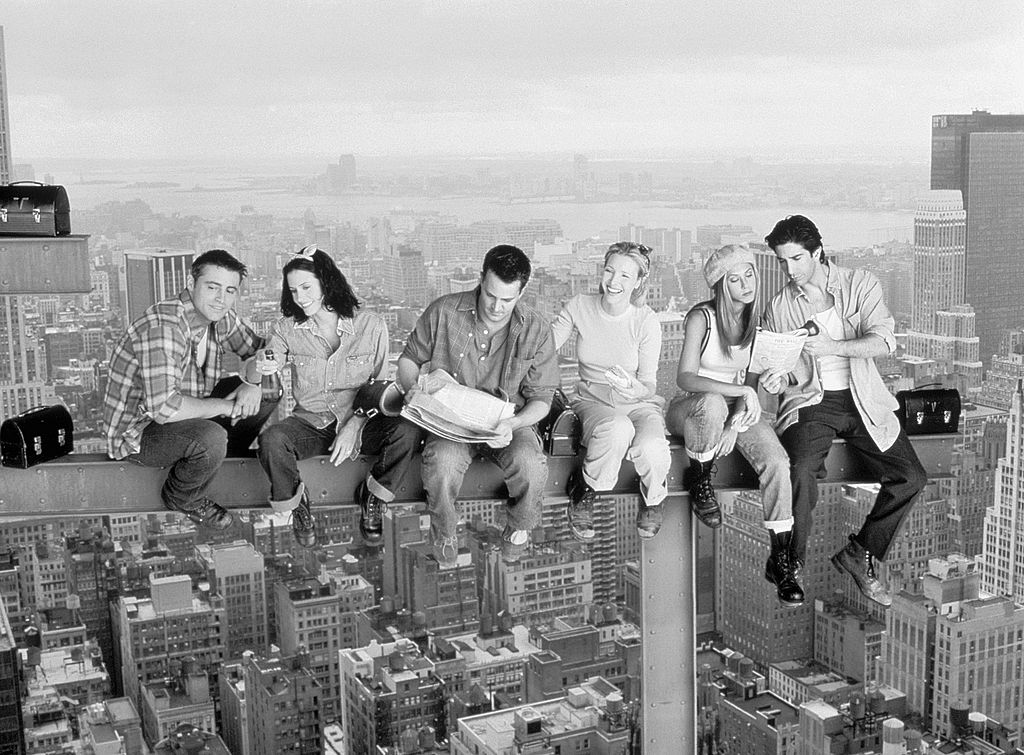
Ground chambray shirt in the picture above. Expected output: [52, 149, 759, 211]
[401, 288, 558, 409]
[266, 310, 389, 429]
[763, 262, 902, 451]
[103, 289, 264, 460]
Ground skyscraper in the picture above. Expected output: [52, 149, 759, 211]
[123, 249, 195, 321]
[0, 26, 12, 184]
[931, 112, 1024, 363]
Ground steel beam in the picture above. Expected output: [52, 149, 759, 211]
[0, 435, 955, 517]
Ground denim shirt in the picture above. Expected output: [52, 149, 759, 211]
[401, 288, 558, 409]
[267, 310, 388, 429]
[763, 262, 901, 451]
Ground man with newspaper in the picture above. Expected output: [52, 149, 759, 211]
[396, 245, 559, 568]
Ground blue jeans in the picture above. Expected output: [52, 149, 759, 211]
[129, 376, 278, 511]
[257, 414, 422, 501]
[780, 389, 927, 562]
[420, 428, 547, 542]
[666, 392, 793, 527]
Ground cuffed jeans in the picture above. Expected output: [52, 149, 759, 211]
[420, 427, 547, 542]
[666, 392, 793, 528]
[129, 376, 278, 512]
[780, 389, 927, 562]
[573, 396, 671, 506]
[257, 415, 422, 503]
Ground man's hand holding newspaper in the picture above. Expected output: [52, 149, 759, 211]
[401, 369, 516, 445]
[748, 321, 818, 375]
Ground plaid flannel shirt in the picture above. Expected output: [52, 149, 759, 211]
[401, 287, 558, 409]
[103, 289, 264, 459]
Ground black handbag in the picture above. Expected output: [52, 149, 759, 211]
[1, 405, 75, 468]
[352, 380, 404, 419]
[0, 182, 72, 237]
[895, 384, 961, 435]
[537, 390, 582, 457]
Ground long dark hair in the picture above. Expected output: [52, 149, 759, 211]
[701, 262, 759, 356]
[280, 248, 360, 321]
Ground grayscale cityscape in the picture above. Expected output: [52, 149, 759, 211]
[1, 4, 1023, 755]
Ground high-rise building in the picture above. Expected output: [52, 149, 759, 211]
[452, 677, 632, 755]
[0, 596, 24, 755]
[396, 542, 479, 636]
[0, 26, 12, 184]
[717, 490, 813, 666]
[115, 574, 226, 710]
[243, 651, 322, 755]
[123, 249, 194, 321]
[272, 569, 356, 717]
[195, 541, 267, 658]
[340, 638, 448, 755]
[905, 191, 982, 392]
[931, 112, 1024, 363]
[139, 663, 214, 748]
[983, 381, 1024, 603]
[481, 537, 592, 627]
[0, 294, 59, 417]
[523, 622, 641, 703]
[886, 555, 1024, 737]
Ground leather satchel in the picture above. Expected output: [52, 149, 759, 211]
[1, 404, 75, 468]
[0, 182, 72, 237]
[895, 384, 961, 435]
[537, 389, 582, 457]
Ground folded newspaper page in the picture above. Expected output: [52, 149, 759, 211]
[748, 327, 809, 374]
[401, 370, 515, 443]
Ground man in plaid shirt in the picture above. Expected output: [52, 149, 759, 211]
[103, 249, 276, 530]
[395, 245, 559, 568]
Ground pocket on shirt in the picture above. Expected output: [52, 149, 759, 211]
[342, 352, 376, 384]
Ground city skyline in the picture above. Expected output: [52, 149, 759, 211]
[1, 2, 1022, 161]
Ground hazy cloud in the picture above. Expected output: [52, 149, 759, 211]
[3, 0, 1022, 159]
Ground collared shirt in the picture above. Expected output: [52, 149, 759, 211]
[266, 310, 389, 429]
[763, 262, 901, 450]
[401, 287, 559, 408]
[103, 289, 264, 460]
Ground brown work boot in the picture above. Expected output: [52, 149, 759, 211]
[173, 497, 234, 531]
[831, 535, 892, 607]
[290, 488, 317, 549]
[566, 469, 597, 542]
[355, 480, 385, 546]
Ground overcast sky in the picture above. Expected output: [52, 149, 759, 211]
[3, 1, 1023, 161]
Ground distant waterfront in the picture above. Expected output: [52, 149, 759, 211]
[48, 161, 914, 248]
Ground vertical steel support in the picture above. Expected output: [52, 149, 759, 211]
[639, 492, 695, 753]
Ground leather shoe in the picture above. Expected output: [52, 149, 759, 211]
[831, 535, 892, 607]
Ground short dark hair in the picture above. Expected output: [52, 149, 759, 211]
[280, 248, 360, 321]
[481, 245, 531, 290]
[764, 215, 825, 261]
[191, 249, 248, 281]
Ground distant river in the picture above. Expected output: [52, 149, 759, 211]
[62, 167, 914, 248]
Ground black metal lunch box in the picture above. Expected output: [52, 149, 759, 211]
[1, 404, 74, 468]
[0, 182, 72, 237]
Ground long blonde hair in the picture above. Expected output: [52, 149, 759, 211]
[600, 242, 653, 304]
[707, 261, 759, 356]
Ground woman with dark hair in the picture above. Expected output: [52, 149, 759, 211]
[665, 244, 803, 606]
[256, 246, 421, 549]
[551, 241, 671, 541]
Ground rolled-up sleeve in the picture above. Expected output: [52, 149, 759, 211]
[137, 324, 185, 422]
[854, 271, 896, 353]
[223, 313, 265, 360]
[401, 302, 438, 366]
[520, 323, 559, 406]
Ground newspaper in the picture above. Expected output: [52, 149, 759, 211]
[748, 327, 809, 374]
[401, 370, 515, 443]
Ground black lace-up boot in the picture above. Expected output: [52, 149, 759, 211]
[763, 530, 804, 606]
[684, 458, 721, 528]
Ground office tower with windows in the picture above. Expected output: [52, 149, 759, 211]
[123, 249, 195, 321]
[931, 112, 1024, 363]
